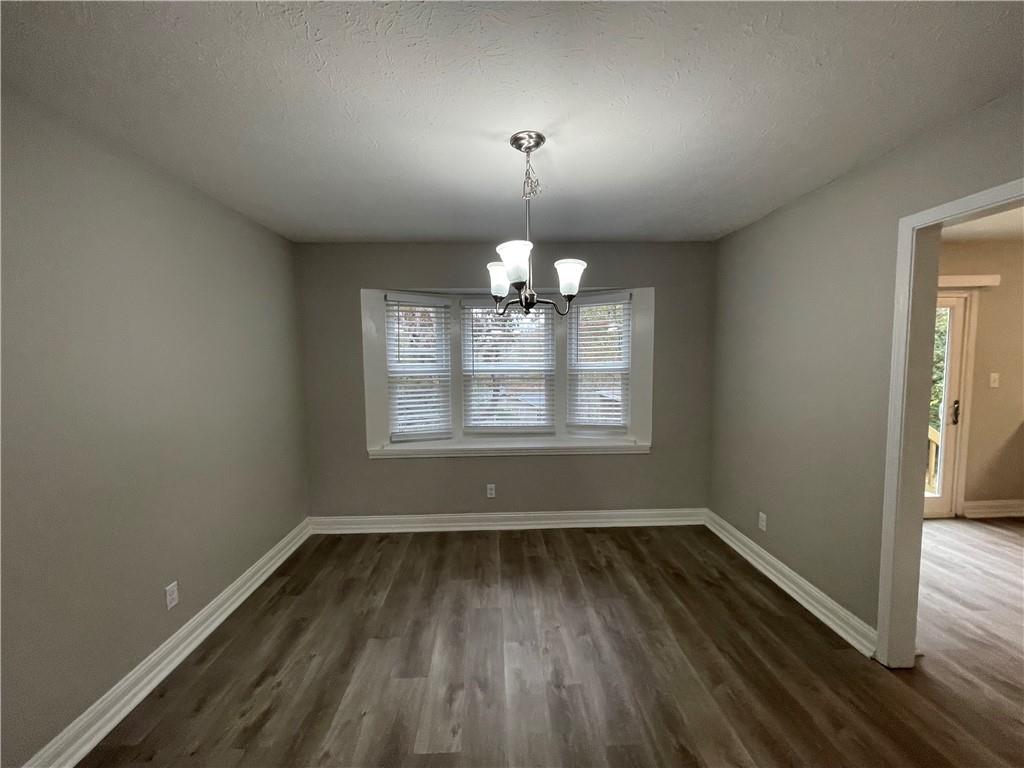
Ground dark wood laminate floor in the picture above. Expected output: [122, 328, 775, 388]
[78, 523, 1023, 768]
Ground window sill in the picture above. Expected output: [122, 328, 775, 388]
[367, 436, 651, 459]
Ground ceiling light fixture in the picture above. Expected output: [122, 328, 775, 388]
[487, 131, 586, 316]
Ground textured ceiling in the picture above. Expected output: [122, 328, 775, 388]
[943, 206, 1024, 242]
[3, 2, 1022, 242]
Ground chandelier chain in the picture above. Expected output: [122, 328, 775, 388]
[522, 151, 541, 200]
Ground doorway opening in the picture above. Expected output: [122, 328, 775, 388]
[876, 179, 1023, 670]
[910, 203, 1023, 756]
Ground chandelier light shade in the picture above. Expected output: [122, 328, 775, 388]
[487, 131, 586, 316]
[495, 240, 532, 288]
[553, 258, 587, 298]
[486, 261, 511, 299]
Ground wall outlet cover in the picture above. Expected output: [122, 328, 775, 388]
[165, 581, 179, 610]
[757, 512, 767, 532]
[486, 483, 496, 499]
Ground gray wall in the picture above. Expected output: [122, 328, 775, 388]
[1, 94, 309, 765]
[710, 89, 1024, 626]
[940, 237, 1024, 501]
[295, 242, 715, 517]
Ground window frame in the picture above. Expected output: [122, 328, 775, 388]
[361, 287, 654, 458]
[461, 296, 557, 435]
[384, 291, 455, 442]
[567, 290, 633, 432]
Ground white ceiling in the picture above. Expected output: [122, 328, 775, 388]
[3, 2, 1021, 242]
[943, 206, 1024, 242]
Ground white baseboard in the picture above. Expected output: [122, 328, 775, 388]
[962, 499, 1024, 518]
[25, 519, 310, 768]
[27, 505, 881, 766]
[703, 510, 878, 658]
[307, 508, 707, 534]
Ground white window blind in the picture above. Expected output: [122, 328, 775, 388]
[385, 296, 452, 441]
[568, 297, 631, 428]
[462, 303, 555, 430]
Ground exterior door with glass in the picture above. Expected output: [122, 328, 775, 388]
[924, 294, 966, 518]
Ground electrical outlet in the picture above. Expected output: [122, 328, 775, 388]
[165, 581, 179, 610]
[486, 483, 496, 499]
[990, 372, 1000, 388]
[758, 512, 767, 532]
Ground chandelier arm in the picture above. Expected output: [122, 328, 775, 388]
[534, 296, 574, 317]
[493, 295, 518, 316]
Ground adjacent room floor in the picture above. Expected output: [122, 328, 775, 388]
[79, 524, 1022, 768]
[900, 517, 1023, 765]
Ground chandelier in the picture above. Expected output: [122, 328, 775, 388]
[487, 131, 587, 316]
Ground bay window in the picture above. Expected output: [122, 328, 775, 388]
[361, 288, 654, 457]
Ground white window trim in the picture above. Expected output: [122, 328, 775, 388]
[361, 287, 654, 458]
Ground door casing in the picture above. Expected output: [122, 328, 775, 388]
[876, 178, 1023, 669]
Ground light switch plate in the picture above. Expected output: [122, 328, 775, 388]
[989, 372, 1000, 388]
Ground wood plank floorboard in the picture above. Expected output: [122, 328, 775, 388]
[895, 517, 1023, 767]
[78, 522, 1023, 767]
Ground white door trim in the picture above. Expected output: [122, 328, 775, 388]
[937, 274, 1001, 289]
[876, 177, 1024, 668]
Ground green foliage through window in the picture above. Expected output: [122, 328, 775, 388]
[929, 308, 949, 432]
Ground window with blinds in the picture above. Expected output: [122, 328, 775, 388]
[462, 303, 555, 430]
[568, 297, 631, 428]
[385, 297, 452, 441]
